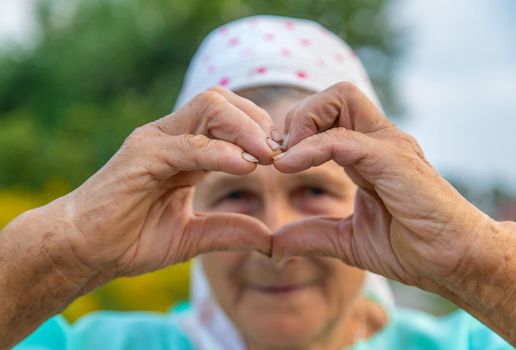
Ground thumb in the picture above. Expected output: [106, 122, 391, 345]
[187, 212, 273, 257]
[271, 216, 357, 266]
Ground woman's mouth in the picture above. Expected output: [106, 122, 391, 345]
[247, 282, 314, 294]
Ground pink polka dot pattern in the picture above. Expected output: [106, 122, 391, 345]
[174, 15, 382, 113]
[228, 37, 239, 46]
[218, 77, 230, 86]
[281, 48, 291, 57]
[264, 33, 274, 41]
[284, 20, 295, 30]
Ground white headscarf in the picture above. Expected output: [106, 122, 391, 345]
[172, 15, 394, 350]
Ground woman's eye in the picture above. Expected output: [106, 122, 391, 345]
[225, 191, 247, 201]
[212, 190, 258, 213]
[303, 186, 327, 197]
[291, 185, 335, 213]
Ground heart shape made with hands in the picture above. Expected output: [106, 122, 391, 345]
[180, 81, 466, 288]
[180, 82, 395, 269]
[68, 83, 471, 290]
[190, 177, 390, 268]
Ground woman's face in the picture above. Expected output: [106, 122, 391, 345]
[194, 96, 366, 349]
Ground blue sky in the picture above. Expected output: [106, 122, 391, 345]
[2, 0, 516, 190]
[393, 0, 516, 191]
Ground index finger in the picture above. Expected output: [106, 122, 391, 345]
[189, 212, 273, 257]
[154, 89, 277, 163]
[208, 86, 282, 142]
[284, 82, 392, 149]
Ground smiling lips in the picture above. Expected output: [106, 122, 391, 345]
[248, 282, 314, 294]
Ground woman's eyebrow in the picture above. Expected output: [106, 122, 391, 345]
[201, 174, 259, 192]
[285, 168, 354, 188]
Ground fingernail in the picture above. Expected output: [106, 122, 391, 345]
[266, 137, 282, 151]
[282, 133, 290, 149]
[272, 152, 287, 161]
[242, 152, 259, 163]
[270, 128, 283, 143]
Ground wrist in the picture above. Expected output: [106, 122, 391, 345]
[0, 199, 106, 347]
[3, 198, 103, 302]
[39, 196, 114, 293]
[437, 214, 516, 343]
[441, 212, 499, 296]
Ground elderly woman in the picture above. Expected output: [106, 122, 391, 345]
[1, 15, 515, 350]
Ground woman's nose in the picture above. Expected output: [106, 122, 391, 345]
[262, 198, 300, 232]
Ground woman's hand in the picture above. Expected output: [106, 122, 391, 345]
[271, 82, 516, 344]
[62, 87, 281, 280]
[0, 86, 282, 347]
[271, 81, 495, 291]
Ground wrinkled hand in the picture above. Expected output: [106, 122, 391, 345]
[62, 87, 277, 279]
[271, 82, 492, 291]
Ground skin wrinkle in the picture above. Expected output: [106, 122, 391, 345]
[388, 222, 423, 285]
[0, 213, 99, 347]
[361, 195, 388, 272]
[128, 189, 180, 274]
[72, 167, 154, 235]
[194, 214, 213, 254]
[174, 214, 193, 263]
[41, 232, 83, 292]
[448, 223, 516, 330]
[65, 202, 110, 274]
[337, 92, 354, 131]
[360, 192, 406, 281]
[457, 222, 509, 298]
[333, 130, 360, 167]
[149, 194, 179, 271]
[310, 111, 325, 134]
[336, 218, 357, 267]
[373, 173, 457, 232]
[444, 265, 516, 342]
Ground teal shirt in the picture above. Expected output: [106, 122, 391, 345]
[15, 303, 512, 349]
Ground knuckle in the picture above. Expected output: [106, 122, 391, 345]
[151, 114, 174, 134]
[252, 104, 271, 123]
[192, 90, 227, 118]
[207, 85, 227, 95]
[329, 128, 354, 145]
[333, 127, 351, 138]
[123, 125, 152, 148]
[398, 131, 429, 163]
[334, 81, 358, 96]
[397, 131, 420, 151]
[182, 134, 211, 151]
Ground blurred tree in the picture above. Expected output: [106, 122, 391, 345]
[0, 0, 403, 320]
[0, 0, 403, 189]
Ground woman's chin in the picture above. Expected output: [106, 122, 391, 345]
[235, 287, 330, 346]
[240, 312, 325, 348]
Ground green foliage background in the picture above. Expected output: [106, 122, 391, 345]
[0, 0, 402, 321]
